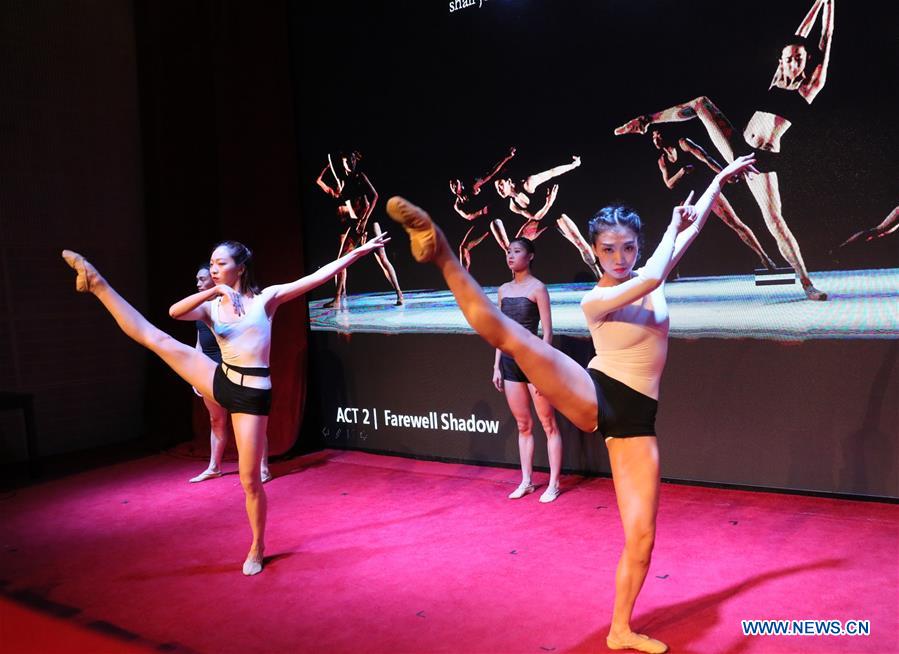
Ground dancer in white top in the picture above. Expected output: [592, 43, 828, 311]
[61, 234, 388, 575]
[385, 154, 756, 654]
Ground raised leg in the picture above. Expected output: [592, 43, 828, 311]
[61, 251, 218, 396]
[386, 198, 598, 432]
[605, 436, 668, 654]
[523, 155, 581, 193]
[231, 412, 268, 575]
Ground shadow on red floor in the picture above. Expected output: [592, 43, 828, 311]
[0, 449, 896, 653]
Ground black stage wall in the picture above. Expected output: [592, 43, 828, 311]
[308, 332, 898, 498]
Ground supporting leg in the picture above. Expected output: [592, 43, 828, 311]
[231, 413, 268, 576]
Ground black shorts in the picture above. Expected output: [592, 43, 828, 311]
[212, 364, 272, 416]
[589, 368, 658, 439]
[500, 353, 529, 383]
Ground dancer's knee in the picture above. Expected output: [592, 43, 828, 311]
[239, 469, 263, 496]
[515, 418, 534, 437]
[623, 525, 656, 565]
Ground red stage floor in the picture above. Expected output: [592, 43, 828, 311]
[1, 449, 896, 653]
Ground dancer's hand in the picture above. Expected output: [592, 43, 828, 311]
[216, 285, 245, 316]
[670, 191, 697, 233]
[716, 154, 759, 186]
[492, 367, 504, 392]
[356, 231, 390, 254]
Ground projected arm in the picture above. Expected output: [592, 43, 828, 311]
[266, 233, 389, 309]
[355, 173, 379, 235]
[473, 146, 517, 194]
[454, 196, 489, 220]
[657, 154, 691, 189]
[508, 184, 558, 221]
[803, 0, 834, 102]
[316, 164, 342, 198]
[678, 138, 724, 174]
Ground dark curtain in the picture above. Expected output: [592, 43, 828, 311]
[134, 0, 306, 457]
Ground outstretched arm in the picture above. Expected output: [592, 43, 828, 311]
[796, 0, 825, 37]
[803, 0, 834, 102]
[454, 196, 489, 220]
[316, 165, 341, 198]
[508, 185, 558, 221]
[266, 232, 389, 309]
[678, 137, 724, 173]
[355, 173, 379, 234]
[473, 147, 516, 194]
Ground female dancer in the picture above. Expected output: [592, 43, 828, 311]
[450, 147, 517, 270]
[493, 238, 562, 503]
[61, 234, 388, 575]
[614, 0, 834, 301]
[386, 154, 757, 654]
[189, 263, 271, 484]
[648, 129, 777, 271]
[316, 151, 404, 306]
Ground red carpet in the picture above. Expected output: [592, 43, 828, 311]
[1, 450, 896, 653]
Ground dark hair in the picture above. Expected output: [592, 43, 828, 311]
[197, 263, 211, 274]
[508, 237, 535, 256]
[212, 240, 261, 295]
[588, 205, 644, 252]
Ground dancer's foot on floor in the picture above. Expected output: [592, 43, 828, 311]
[61, 250, 103, 293]
[386, 197, 445, 263]
[606, 631, 668, 654]
[538, 484, 560, 503]
[242, 548, 264, 576]
[508, 481, 536, 499]
[802, 283, 828, 301]
[189, 468, 223, 483]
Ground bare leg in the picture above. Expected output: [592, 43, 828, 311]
[522, 155, 581, 193]
[557, 213, 601, 278]
[260, 436, 272, 483]
[232, 413, 268, 575]
[371, 222, 404, 304]
[61, 251, 217, 396]
[385, 198, 597, 432]
[605, 436, 667, 654]
[615, 96, 737, 166]
[190, 397, 229, 482]
[712, 195, 778, 270]
[746, 172, 827, 300]
[459, 224, 491, 271]
[504, 381, 536, 497]
[325, 227, 354, 308]
[529, 384, 562, 501]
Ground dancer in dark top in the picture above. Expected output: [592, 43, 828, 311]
[493, 238, 562, 502]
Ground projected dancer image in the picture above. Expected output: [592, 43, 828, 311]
[493, 238, 562, 503]
[835, 205, 899, 249]
[494, 153, 600, 278]
[450, 147, 517, 270]
[649, 129, 777, 271]
[316, 151, 404, 307]
[614, 0, 835, 301]
[61, 234, 389, 576]
[189, 263, 271, 485]
[385, 154, 758, 654]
